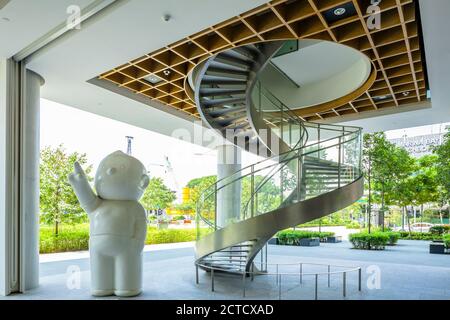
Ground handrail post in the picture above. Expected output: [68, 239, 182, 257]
[343, 272, 346, 298]
[251, 165, 255, 218]
[211, 269, 215, 292]
[214, 183, 218, 230]
[328, 265, 330, 287]
[315, 274, 318, 300]
[196, 265, 199, 284]
[300, 263, 303, 284]
[242, 271, 246, 297]
[278, 274, 282, 300]
[358, 268, 362, 292]
[338, 136, 342, 188]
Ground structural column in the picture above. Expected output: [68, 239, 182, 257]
[216, 144, 242, 228]
[21, 69, 44, 290]
[0, 59, 43, 295]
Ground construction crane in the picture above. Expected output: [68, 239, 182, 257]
[125, 136, 134, 155]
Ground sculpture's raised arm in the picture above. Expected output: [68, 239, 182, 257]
[68, 161, 101, 214]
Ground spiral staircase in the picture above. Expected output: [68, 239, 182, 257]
[193, 40, 364, 274]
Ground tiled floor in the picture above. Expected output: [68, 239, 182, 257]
[2, 240, 450, 300]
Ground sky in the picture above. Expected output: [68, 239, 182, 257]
[40, 98, 449, 201]
[40, 99, 261, 201]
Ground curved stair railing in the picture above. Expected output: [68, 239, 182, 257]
[193, 41, 364, 275]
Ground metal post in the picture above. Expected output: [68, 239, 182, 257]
[251, 165, 255, 218]
[300, 263, 303, 284]
[343, 272, 346, 298]
[251, 264, 254, 282]
[358, 268, 362, 292]
[276, 264, 279, 285]
[211, 269, 215, 292]
[214, 184, 217, 230]
[278, 274, 281, 300]
[338, 136, 342, 188]
[265, 244, 268, 272]
[328, 265, 330, 287]
[315, 274, 318, 300]
[242, 272, 246, 297]
[196, 265, 199, 284]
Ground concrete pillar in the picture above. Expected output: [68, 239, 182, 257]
[216, 144, 242, 228]
[21, 70, 44, 290]
[0, 60, 43, 295]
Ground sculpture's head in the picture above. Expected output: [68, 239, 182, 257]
[95, 151, 149, 201]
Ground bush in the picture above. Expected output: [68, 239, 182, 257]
[385, 232, 400, 246]
[398, 231, 442, 241]
[429, 225, 450, 235]
[277, 230, 334, 245]
[40, 224, 208, 254]
[345, 221, 361, 229]
[174, 215, 185, 221]
[443, 234, 450, 249]
[349, 232, 389, 250]
[40, 224, 90, 254]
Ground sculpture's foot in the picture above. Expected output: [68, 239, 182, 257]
[91, 289, 114, 297]
[114, 289, 142, 297]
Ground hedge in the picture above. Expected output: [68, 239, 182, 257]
[40, 224, 208, 254]
[385, 232, 400, 246]
[398, 231, 442, 241]
[277, 230, 334, 245]
[348, 232, 389, 250]
[429, 225, 450, 235]
[443, 234, 450, 249]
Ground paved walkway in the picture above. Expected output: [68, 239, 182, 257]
[2, 240, 449, 300]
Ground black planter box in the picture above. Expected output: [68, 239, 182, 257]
[299, 237, 320, 247]
[327, 236, 342, 243]
[268, 237, 278, 245]
[429, 243, 446, 254]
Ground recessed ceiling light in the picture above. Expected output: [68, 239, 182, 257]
[373, 94, 393, 102]
[163, 69, 171, 76]
[334, 8, 346, 16]
[143, 74, 163, 85]
[402, 91, 410, 97]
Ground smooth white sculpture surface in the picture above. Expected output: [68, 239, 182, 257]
[69, 151, 149, 297]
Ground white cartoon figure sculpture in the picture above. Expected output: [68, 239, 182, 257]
[69, 151, 149, 297]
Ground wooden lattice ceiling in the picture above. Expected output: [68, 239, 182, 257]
[98, 0, 427, 122]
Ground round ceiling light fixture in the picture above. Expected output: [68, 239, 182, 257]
[402, 91, 410, 97]
[333, 8, 346, 16]
[163, 69, 171, 76]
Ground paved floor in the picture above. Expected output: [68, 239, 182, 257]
[2, 240, 449, 300]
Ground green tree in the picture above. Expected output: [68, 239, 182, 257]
[141, 177, 176, 210]
[40, 145, 92, 235]
[432, 127, 450, 221]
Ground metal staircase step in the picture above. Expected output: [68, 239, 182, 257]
[207, 106, 246, 117]
[214, 53, 252, 70]
[200, 88, 246, 97]
[201, 97, 246, 107]
[205, 67, 248, 80]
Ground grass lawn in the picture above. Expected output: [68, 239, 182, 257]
[40, 224, 210, 254]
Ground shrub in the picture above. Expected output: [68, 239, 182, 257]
[349, 232, 389, 250]
[277, 230, 334, 245]
[345, 221, 360, 229]
[40, 224, 209, 254]
[398, 231, 441, 241]
[443, 234, 450, 249]
[40, 224, 90, 254]
[385, 232, 400, 246]
[429, 225, 450, 235]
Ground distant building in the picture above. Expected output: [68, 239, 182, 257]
[390, 133, 444, 158]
